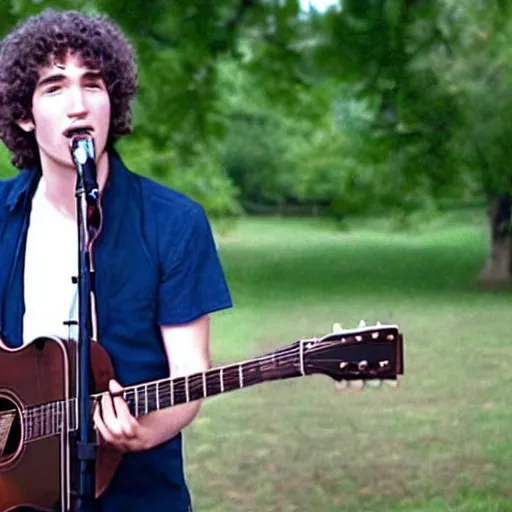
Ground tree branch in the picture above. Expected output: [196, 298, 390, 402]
[210, 0, 258, 56]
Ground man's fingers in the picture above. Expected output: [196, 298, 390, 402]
[99, 391, 124, 436]
[93, 380, 140, 448]
[93, 404, 115, 444]
[109, 380, 138, 438]
[108, 379, 124, 395]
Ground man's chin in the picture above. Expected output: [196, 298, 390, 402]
[39, 152, 78, 172]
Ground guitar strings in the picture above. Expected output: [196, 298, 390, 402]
[22, 342, 307, 436]
[23, 337, 383, 434]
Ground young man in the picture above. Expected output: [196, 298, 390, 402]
[0, 9, 232, 512]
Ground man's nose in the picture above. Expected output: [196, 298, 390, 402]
[67, 87, 88, 118]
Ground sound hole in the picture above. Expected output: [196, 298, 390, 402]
[0, 395, 22, 465]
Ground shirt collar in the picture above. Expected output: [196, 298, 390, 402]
[4, 150, 128, 213]
[4, 167, 40, 212]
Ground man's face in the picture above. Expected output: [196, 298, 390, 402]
[24, 51, 111, 170]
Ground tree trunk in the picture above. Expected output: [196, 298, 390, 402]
[477, 193, 512, 287]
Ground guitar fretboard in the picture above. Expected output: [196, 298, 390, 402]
[23, 399, 76, 442]
[22, 342, 302, 441]
[121, 354, 300, 417]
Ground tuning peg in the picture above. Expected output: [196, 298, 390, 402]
[348, 379, 365, 390]
[332, 322, 343, 333]
[334, 380, 348, 392]
[383, 379, 399, 389]
[358, 320, 366, 327]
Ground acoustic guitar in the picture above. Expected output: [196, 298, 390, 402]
[0, 322, 404, 511]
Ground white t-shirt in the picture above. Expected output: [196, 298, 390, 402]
[23, 179, 79, 345]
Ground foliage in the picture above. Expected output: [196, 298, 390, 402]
[434, 0, 512, 198]
[1, 0, 512, 221]
[0, 143, 15, 179]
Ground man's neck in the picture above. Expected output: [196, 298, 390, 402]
[39, 151, 110, 219]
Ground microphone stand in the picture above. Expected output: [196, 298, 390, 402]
[70, 136, 102, 512]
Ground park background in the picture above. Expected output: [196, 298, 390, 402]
[1, 1, 512, 510]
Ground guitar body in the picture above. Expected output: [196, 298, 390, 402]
[0, 337, 122, 512]
[0, 322, 405, 511]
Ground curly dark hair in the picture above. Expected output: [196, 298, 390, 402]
[0, 9, 138, 170]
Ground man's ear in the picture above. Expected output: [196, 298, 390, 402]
[17, 119, 35, 133]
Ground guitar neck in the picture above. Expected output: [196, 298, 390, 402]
[22, 342, 304, 440]
[110, 341, 304, 418]
[20, 324, 403, 441]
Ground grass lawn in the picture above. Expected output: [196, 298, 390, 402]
[184, 213, 512, 512]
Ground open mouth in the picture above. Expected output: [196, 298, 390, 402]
[64, 127, 93, 138]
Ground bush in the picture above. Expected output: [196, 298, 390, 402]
[0, 143, 15, 179]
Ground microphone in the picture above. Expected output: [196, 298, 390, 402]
[70, 136, 99, 207]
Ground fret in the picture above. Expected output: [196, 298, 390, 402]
[202, 372, 206, 398]
[66, 400, 71, 431]
[45, 404, 51, 436]
[144, 384, 148, 415]
[30, 407, 36, 439]
[204, 368, 222, 397]
[159, 381, 171, 409]
[32, 407, 36, 438]
[25, 408, 31, 441]
[299, 341, 305, 376]
[34, 408, 40, 439]
[185, 376, 190, 403]
[65, 400, 69, 430]
[170, 378, 174, 407]
[56, 402, 62, 433]
[61, 400, 67, 431]
[40, 405, 45, 437]
[238, 364, 244, 389]
[220, 368, 224, 393]
[138, 386, 146, 416]
[51, 403, 56, 435]
[186, 374, 206, 402]
[172, 377, 186, 405]
[205, 371, 212, 396]
[70, 397, 78, 431]
[134, 387, 139, 416]
[124, 390, 135, 417]
[146, 382, 157, 412]
[29, 408, 33, 440]
[239, 363, 261, 388]
[51, 404, 56, 435]
[156, 382, 161, 410]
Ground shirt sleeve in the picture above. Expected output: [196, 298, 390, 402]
[157, 203, 232, 325]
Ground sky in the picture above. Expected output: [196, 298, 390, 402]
[299, 0, 339, 12]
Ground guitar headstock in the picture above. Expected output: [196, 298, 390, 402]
[301, 322, 404, 387]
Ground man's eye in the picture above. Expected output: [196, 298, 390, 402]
[46, 86, 61, 94]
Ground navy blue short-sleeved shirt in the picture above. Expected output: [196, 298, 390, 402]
[0, 153, 232, 511]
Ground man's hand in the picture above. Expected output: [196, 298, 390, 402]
[93, 379, 152, 453]
[93, 315, 211, 452]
